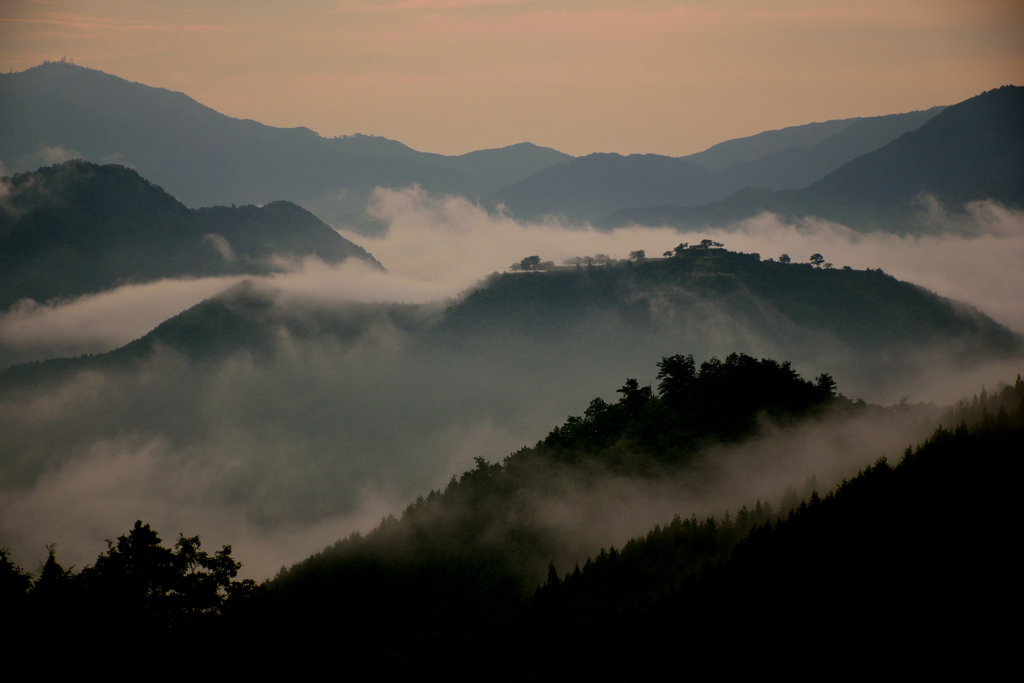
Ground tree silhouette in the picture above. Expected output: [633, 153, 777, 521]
[511, 255, 542, 271]
[76, 520, 249, 629]
[815, 373, 838, 396]
[33, 543, 72, 601]
[656, 354, 697, 402]
[0, 547, 32, 602]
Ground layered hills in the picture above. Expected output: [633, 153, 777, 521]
[709, 106, 946, 191]
[4, 61, 967, 233]
[0, 160, 382, 311]
[1, 67, 1020, 658]
[254, 369, 1020, 671]
[5, 247, 1019, 398]
[604, 86, 1024, 231]
[495, 107, 944, 223]
[4, 243, 1014, 527]
[8, 356, 1019, 672]
[0, 61, 570, 229]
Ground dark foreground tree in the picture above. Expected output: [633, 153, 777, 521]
[0, 547, 32, 607]
[10, 520, 259, 646]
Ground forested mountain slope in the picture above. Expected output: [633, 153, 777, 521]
[248, 368, 1024, 668]
[0, 161, 382, 311]
[4, 339, 1019, 671]
[6, 368, 1015, 670]
[436, 249, 1020, 359]
[258, 354, 854, 645]
[509, 386, 1019, 672]
[3, 247, 1019, 400]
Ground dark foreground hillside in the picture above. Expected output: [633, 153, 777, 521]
[0, 160, 382, 310]
[5, 366, 1019, 673]
[249, 369, 1020, 672]
[505, 407, 1019, 673]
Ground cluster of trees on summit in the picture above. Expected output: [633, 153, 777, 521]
[539, 352, 842, 470]
[437, 244, 1020, 365]
[513, 239, 839, 271]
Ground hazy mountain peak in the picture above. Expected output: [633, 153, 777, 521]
[0, 160, 382, 312]
[0, 63, 573, 230]
[684, 118, 860, 171]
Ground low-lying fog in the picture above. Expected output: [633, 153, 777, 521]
[3, 190, 1022, 364]
[0, 188, 1021, 580]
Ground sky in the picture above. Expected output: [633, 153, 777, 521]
[1, 0, 1022, 156]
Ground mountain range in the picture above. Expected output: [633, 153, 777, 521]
[0, 160, 381, 311]
[9, 61, 1013, 235]
[5, 247, 1018, 398]
[602, 86, 1024, 231]
[493, 107, 945, 223]
[1, 61, 1021, 665]
[0, 61, 570, 232]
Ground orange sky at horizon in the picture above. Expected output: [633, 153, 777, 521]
[1, 0, 1022, 156]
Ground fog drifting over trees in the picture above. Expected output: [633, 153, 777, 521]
[1, 188, 1021, 578]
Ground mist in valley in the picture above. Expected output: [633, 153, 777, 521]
[1, 189, 1021, 580]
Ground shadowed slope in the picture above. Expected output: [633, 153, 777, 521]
[0, 161, 382, 310]
[0, 62, 571, 229]
[602, 86, 1022, 231]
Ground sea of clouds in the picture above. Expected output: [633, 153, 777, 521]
[1, 188, 1021, 579]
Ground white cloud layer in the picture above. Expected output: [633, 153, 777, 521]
[1, 187, 1021, 580]
[355, 188, 1024, 332]
[4, 188, 1021, 367]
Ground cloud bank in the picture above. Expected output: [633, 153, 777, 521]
[355, 187, 1024, 333]
[5, 186, 1020, 368]
[1, 186, 1020, 581]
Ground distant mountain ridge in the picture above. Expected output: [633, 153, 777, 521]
[711, 107, 946, 192]
[682, 117, 861, 171]
[493, 108, 945, 223]
[3, 61, 958, 233]
[492, 153, 726, 223]
[0, 62, 571, 232]
[602, 86, 1022, 231]
[0, 160, 382, 311]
